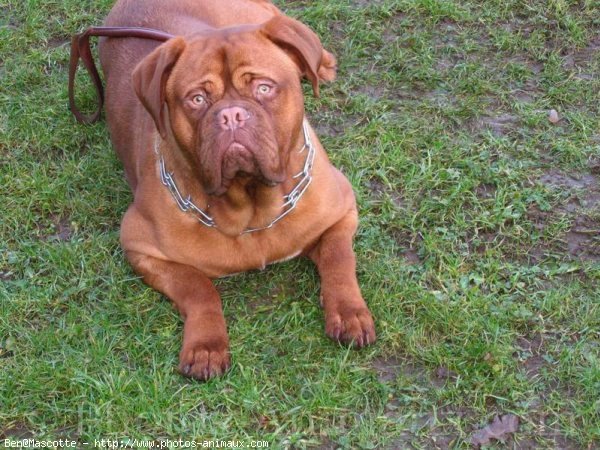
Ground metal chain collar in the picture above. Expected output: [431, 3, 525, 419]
[155, 119, 316, 235]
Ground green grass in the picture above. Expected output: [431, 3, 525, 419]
[1, 0, 599, 448]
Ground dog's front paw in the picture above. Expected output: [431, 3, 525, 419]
[325, 303, 376, 348]
[179, 334, 231, 381]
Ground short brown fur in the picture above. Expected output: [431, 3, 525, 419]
[99, 0, 375, 380]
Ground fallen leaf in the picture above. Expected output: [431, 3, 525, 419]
[258, 415, 271, 428]
[470, 414, 519, 446]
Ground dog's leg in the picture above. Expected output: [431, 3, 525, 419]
[126, 251, 230, 380]
[309, 209, 376, 348]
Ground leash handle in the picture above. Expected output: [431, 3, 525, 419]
[68, 26, 175, 124]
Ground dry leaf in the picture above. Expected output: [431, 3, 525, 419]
[258, 415, 271, 428]
[470, 414, 519, 446]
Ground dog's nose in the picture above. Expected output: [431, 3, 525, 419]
[218, 106, 250, 130]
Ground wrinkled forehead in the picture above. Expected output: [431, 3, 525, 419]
[169, 29, 300, 94]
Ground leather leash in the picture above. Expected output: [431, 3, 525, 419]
[68, 26, 175, 124]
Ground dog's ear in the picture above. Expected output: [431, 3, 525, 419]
[132, 37, 186, 138]
[261, 15, 337, 97]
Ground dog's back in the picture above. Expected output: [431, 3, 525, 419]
[100, 0, 277, 81]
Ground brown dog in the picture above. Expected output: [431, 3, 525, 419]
[98, 0, 375, 380]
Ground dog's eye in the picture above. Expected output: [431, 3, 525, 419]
[257, 84, 272, 95]
[191, 94, 206, 106]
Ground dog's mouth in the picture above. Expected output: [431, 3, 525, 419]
[198, 120, 285, 196]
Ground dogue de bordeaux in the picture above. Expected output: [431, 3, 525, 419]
[98, 0, 376, 380]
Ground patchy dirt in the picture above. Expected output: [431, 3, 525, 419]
[390, 228, 423, 265]
[435, 366, 458, 381]
[517, 338, 549, 380]
[479, 113, 521, 137]
[349, 0, 387, 7]
[311, 108, 366, 138]
[562, 35, 600, 80]
[387, 402, 468, 448]
[37, 215, 73, 242]
[371, 356, 459, 389]
[48, 217, 73, 241]
[45, 36, 69, 49]
[314, 437, 339, 450]
[516, 332, 545, 354]
[0, 5, 20, 29]
[313, 120, 345, 138]
[387, 402, 471, 450]
[242, 282, 284, 312]
[355, 83, 387, 101]
[564, 216, 600, 260]
[475, 182, 496, 199]
[387, 403, 582, 450]
[372, 343, 585, 449]
[0, 345, 15, 358]
[372, 354, 460, 389]
[529, 170, 600, 262]
[468, 227, 503, 255]
[401, 248, 423, 265]
[505, 57, 544, 104]
[391, 431, 456, 450]
[471, 414, 519, 447]
[513, 410, 582, 450]
[0, 268, 14, 281]
[367, 179, 405, 209]
[371, 356, 404, 383]
[539, 170, 598, 192]
[514, 332, 562, 396]
[515, 333, 548, 380]
[0, 422, 35, 439]
[425, 88, 455, 108]
[588, 158, 600, 175]
[365, 179, 423, 263]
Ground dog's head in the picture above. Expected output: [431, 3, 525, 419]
[132, 15, 336, 196]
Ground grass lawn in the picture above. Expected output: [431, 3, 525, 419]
[1, 0, 599, 448]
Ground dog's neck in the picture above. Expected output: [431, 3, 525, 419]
[155, 121, 313, 236]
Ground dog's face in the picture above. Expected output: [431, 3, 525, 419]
[167, 30, 303, 195]
[133, 16, 336, 195]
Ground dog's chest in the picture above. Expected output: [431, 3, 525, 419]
[178, 228, 315, 278]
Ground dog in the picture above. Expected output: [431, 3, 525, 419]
[98, 0, 376, 380]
